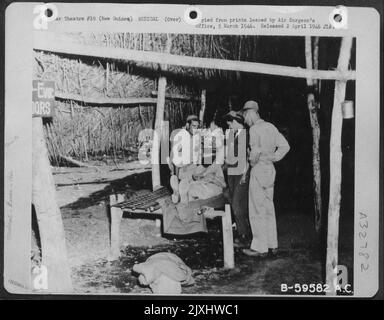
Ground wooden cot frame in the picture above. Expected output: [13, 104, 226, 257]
[109, 194, 235, 269]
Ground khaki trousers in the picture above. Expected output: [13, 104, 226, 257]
[248, 162, 278, 253]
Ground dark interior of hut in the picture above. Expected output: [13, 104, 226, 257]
[161, 36, 356, 234]
[34, 34, 356, 293]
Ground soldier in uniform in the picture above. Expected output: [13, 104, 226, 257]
[223, 111, 252, 247]
[241, 101, 290, 257]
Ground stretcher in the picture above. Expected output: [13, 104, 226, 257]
[108, 187, 234, 268]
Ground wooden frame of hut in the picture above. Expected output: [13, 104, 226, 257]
[32, 32, 355, 294]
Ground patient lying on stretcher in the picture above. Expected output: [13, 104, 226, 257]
[170, 162, 226, 204]
[169, 114, 226, 204]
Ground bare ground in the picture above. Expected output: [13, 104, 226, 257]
[45, 162, 353, 296]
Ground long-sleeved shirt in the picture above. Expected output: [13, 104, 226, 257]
[249, 119, 290, 165]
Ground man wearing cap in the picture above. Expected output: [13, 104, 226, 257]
[241, 101, 290, 257]
[223, 111, 252, 246]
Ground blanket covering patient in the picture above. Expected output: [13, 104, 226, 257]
[171, 162, 226, 203]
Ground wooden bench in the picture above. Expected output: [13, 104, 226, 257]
[108, 190, 234, 269]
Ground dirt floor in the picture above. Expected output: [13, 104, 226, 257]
[44, 162, 354, 296]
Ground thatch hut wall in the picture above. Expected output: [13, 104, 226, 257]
[34, 49, 200, 164]
[33, 32, 261, 164]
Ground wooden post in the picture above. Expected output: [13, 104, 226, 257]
[152, 36, 172, 190]
[152, 37, 172, 234]
[305, 36, 323, 233]
[109, 193, 124, 260]
[32, 117, 72, 292]
[152, 77, 166, 233]
[151, 91, 200, 102]
[34, 34, 356, 81]
[222, 204, 235, 269]
[152, 75, 166, 189]
[199, 89, 206, 123]
[313, 37, 320, 92]
[228, 96, 233, 111]
[326, 37, 353, 295]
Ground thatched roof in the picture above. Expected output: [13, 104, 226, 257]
[33, 34, 204, 163]
[47, 32, 260, 82]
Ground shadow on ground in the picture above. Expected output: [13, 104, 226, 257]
[71, 215, 343, 295]
[62, 167, 353, 296]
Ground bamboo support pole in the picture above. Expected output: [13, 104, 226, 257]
[152, 76, 166, 189]
[54, 91, 200, 106]
[152, 36, 172, 190]
[305, 37, 314, 87]
[222, 204, 235, 269]
[199, 89, 207, 123]
[151, 91, 200, 102]
[109, 193, 124, 260]
[160, 120, 170, 169]
[32, 118, 72, 292]
[305, 36, 323, 233]
[34, 33, 356, 81]
[228, 96, 233, 111]
[313, 37, 320, 91]
[325, 36, 353, 295]
[56, 92, 158, 105]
